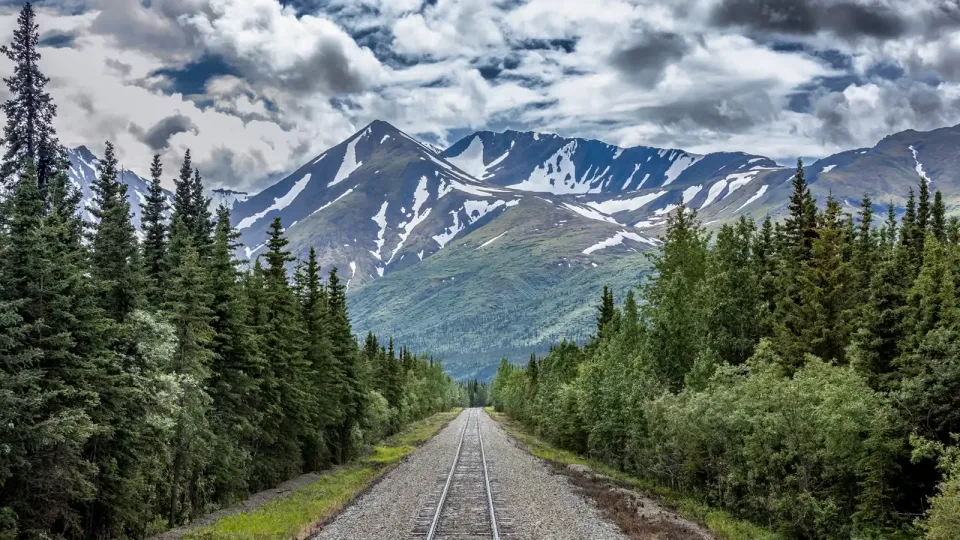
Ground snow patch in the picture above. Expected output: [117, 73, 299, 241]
[309, 187, 355, 217]
[654, 204, 679, 216]
[663, 153, 701, 186]
[735, 185, 769, 213]
[433, 199, 508, 248]
[562, 203, 620, 224]
[238, 173, 312, 230]
[701, 180, 728, 209]
[722, 171, 760, 199]
[370, 202, 389, 261]
[388, 176, 432, 264]
[329, 137, 363, 187]
[509, 141, 595, 194]
[479, 231, 508, 248]
[747, 157, 764, 164]
[583, 230, 658, 255]
[821, 164, 837, 174]
[586, 191, 667, 214]
[682, 184, 703, 203]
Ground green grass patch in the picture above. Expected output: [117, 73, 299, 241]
[486, 408, 779, 540]
[185, 408, 462, 539]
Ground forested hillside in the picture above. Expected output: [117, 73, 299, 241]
[493, 160, 960, 538]
[0, 5, 463, 538]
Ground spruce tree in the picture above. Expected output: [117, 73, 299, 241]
[89, 142, 141, 322]
[206, 205, 261, 500]
[783, 158, 818, 262]
[596, 285, 615, 341]
[142, 154, 169, 306]
[294, 247, 338, 470]
[0, 2, 65, 191]
[0, 168, 97, 536]
[164, 222, 215, 526]
[931, 190, 946, 243]
[251, 218, 308, 486]
[326, 266, 363, 463]
[190, 168, 213, 255]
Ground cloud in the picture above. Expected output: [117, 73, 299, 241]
[710, 0, 907, 40]
[132, 114, 199, 151]
[609, 31, 690, 87]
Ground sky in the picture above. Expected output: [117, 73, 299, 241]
[0, 0, 959, 191]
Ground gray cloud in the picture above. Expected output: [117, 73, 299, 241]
[634, 88, 779, 132]
[812, 79, 960, 145]
[610, 32, 690, 87]
[132, 114, 199, 151]
[711, 0, 907, 40]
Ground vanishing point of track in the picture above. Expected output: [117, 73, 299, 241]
[414, 409, 501, 540]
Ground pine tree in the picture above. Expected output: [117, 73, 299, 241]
[0, 2, 65, 191]
[89, 142, 141, 322]
[918, 176, 931, 236]
[172, 150, 193, 227]
[142, 154, 169, 306]
[854, 195, 877, 302]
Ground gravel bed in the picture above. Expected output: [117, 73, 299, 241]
[311, 410, 470, 540]
[313, 408, 627, 540]
[478, 410, 628, 540]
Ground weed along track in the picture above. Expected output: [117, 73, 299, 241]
[412, 409, 509, 540]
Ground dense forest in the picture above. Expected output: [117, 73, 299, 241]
[493, 162, 960, 538]
[0, 5, 463, 538]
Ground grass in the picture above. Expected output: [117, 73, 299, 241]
[185, 408, 462, 540]
[486, 408, 780, 540]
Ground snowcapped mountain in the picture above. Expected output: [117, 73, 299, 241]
[66, 146, 172, 229]
[68, 120, 960, 379]
[441, 130, 777, 194]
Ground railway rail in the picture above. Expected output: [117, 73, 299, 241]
[412, 409, 504, 540]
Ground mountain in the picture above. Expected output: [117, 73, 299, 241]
[229, 121, 653, 287]
[69, 121, 960, 379]
[66, 145, 172, 230]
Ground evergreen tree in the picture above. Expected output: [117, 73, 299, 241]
[89, 142, 141, 322]
[206, 206, 261, 500]
[776, 195, 856, 368]
[643, 202, 709, 389]
[918, 176, 931, 236]
[142, 154, 169, 306]
[931, 190, 946, 243]
[0, 169, 97, 536]
[251, 218, 308, 486]
[783, 158, 818, 262]
[326, 266, 363, 463]
[294, 247, 337, 470]
[190, 169, 213, 255]
[596, 285, 615, 341]
[0, 2, 65, 191]
[164, 223, 215, 526]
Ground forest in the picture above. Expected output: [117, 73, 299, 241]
[493, 163, 960, 538]
[0, 5, 463, 538]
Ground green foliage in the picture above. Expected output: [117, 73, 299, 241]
[493, 166, 960, 538]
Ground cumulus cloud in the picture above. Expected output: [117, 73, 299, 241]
[0, 0, 955, 191]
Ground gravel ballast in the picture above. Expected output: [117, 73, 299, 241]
[312, 408, 628, 540]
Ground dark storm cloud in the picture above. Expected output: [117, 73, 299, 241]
[610, 32, 690, 87]
[275, 37, 372, 95]
[634, 89, 779, 132]
[711, 0, 907, 40]
[132, 114, 199, 151]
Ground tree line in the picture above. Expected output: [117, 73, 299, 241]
[493, 161, 960, 538]
[0, 4, 463, 538]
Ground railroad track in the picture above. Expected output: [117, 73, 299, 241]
[412, 409, 509, 540]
